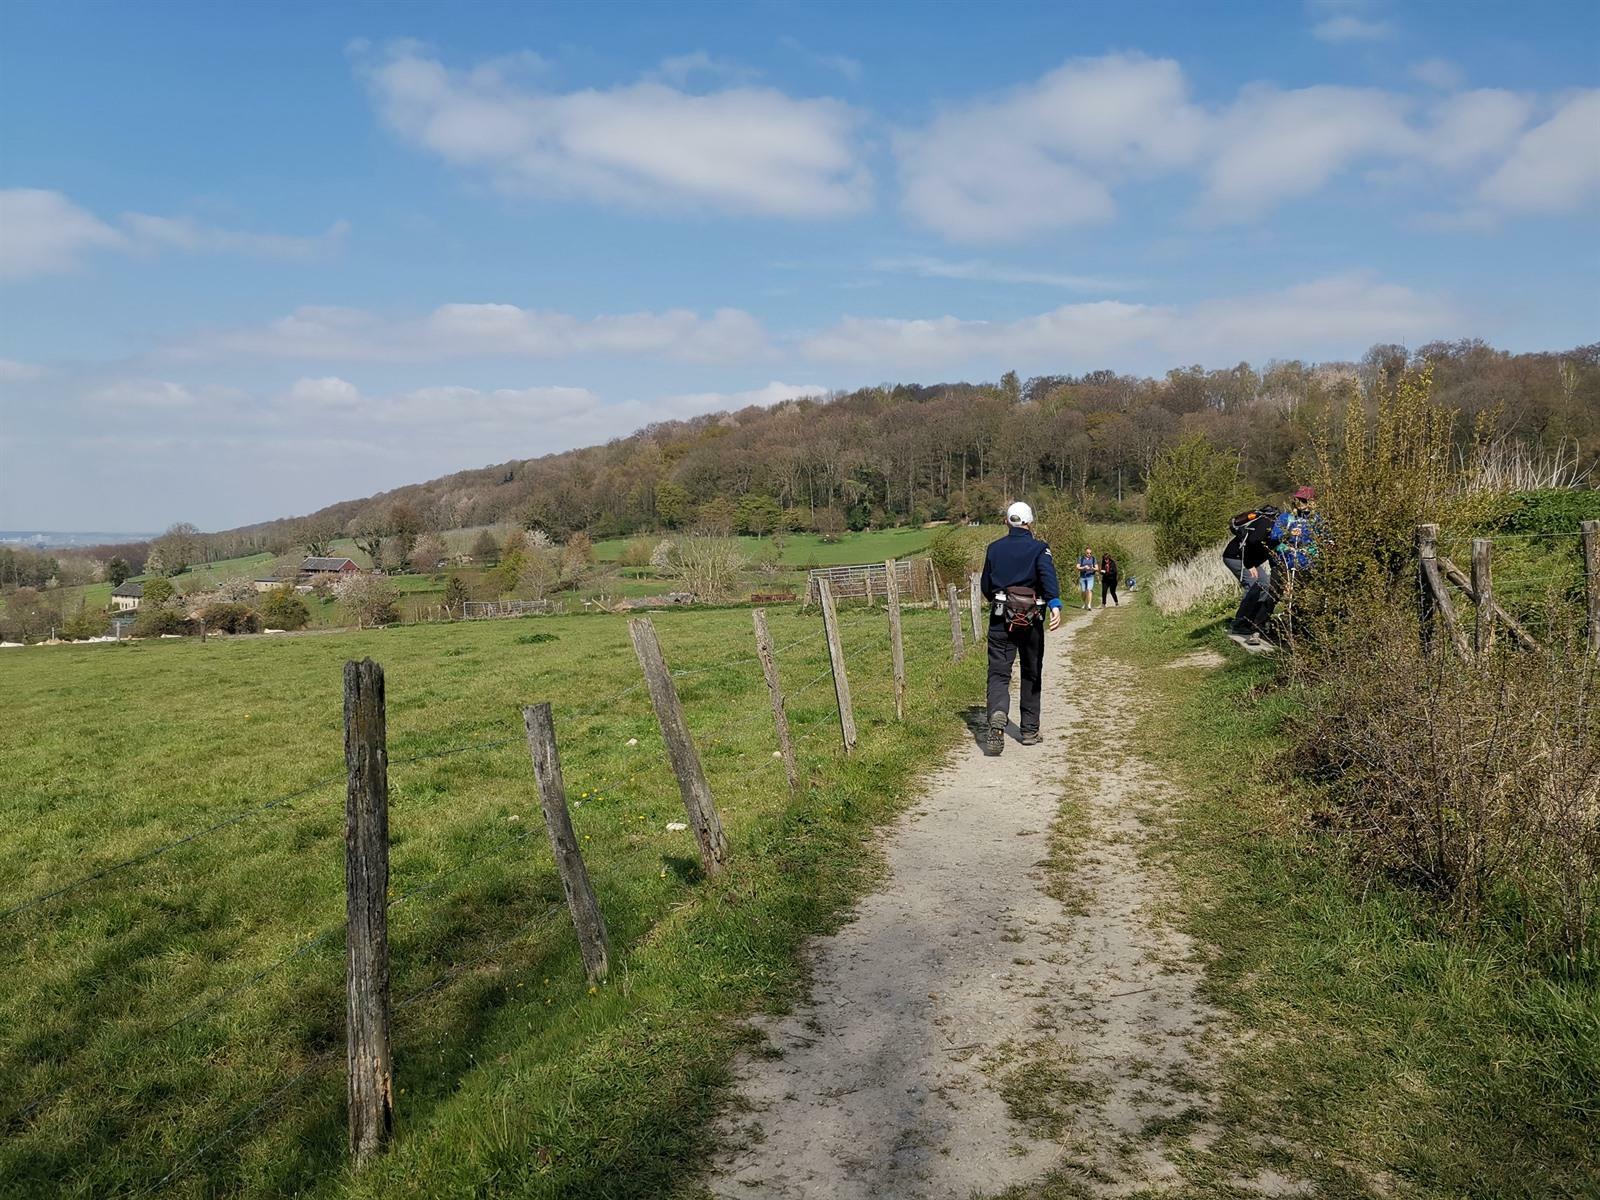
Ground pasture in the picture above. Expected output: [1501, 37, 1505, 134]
[2, 601, 981, 1197]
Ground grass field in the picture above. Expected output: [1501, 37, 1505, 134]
[2, 601, 983, 1197]
[1064, 597, 1600, 1197]
[593, 526, 938, 568]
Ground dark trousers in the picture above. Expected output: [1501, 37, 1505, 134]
[1101, 575, 1119, 605]
[987, 617, 1045, 734]
[1224, 556, 1274, 632]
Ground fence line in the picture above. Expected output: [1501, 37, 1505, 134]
[10, 598, 975, 1189]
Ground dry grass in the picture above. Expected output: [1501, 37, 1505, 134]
[1149, 542, 1236, 616]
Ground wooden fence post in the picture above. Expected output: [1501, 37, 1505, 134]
[969, 572, 983, 642]
[817, 579, 857, 753]
[1417, 525, 1469, 662]
[1584, 519, 1599, 656]
[884, 560, 906, 722]
[926, 558, 940, 605]
[522, 703, 610, 983]
[1417, 524, 1438, 655]
[864, 571, 874, 608]
[343, 658, 393, 1167]
[628, 617, 729, 877]
[948, 584, 964, 661]
[1471, 538, 1494, 658]
[752, 610, 801, 796]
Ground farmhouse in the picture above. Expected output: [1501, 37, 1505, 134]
[252, 575, 285, 593]
[300, 556, 360, 578]
[111, 581, 143, 611]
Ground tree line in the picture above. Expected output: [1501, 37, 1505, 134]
[15, 338, 1599, 592]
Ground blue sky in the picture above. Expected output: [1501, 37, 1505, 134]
[1, 0, 1596, 530]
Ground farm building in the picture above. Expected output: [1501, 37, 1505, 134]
[252, 575, 286, 593]
[300, 556, 360, 578]
[111, 581, 144, 611]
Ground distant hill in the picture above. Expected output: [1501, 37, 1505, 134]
[72, 339, 1600, 566]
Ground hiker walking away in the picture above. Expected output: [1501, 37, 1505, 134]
[980, 502, 1062, 755]
[1100, 553, 1121, 607]
[1076, 548, 1097, 610]
[1223, 504, 1279, 644]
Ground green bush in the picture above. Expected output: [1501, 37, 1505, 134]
[260, 587, 310, 631]
[140, 576, 174, 607]
[63, 604, 110, 640]
[199, 602, 261, 634]
[1146, 435, 1242, 566]
[133, 606, 191, 637]
[927, 525, 986, 588]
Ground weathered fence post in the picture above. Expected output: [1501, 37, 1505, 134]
[1471, 537, 1494, 658]
[1417, 524, 1439, 655]
[522, 703, 610, 983]
[864, 571, 874, 608]
[628, 617, 728, 877]
[752, 610, 801, 797]
[343, 658, 393, 1167]
[1584, 519, 1599, 656]
[817, 579, 857, 753]
[927, 559, 940, 605]
[884, 560, 906, 722]
[969, 572, 983, 642]
[948, 584, 964, 661]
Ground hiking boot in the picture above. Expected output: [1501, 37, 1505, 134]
[1019, 730, 1043, 746]
[986, 710, 1007, 756]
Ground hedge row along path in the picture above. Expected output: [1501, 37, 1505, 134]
[704, 608, 1302, 1199]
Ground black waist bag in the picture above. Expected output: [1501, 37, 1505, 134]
[1003, 585, 1039, 631]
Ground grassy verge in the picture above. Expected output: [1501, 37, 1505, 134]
[3, 604, 983, 1197]
[1083, 598, 1598, 1198]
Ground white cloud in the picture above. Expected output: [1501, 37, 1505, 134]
[190, 303, 770, 364]
[778, 37, 862, 82]
[650, 51, 757, 88]
[660, 380, 828, 410]
[0, 357, 46, 383]
[86, 379, 202, 408]
[1410, 58, 1465, 91]
[1476, 90, 1600, 214]
[0, 188, 347, 281]
[801, 273, 1459, 368]
[1311, 15, 1394, 42]
[359, 44, 869, 218]
[873, 255, 1134, 291]
[0, 189, 125, 280]
[894, 53, 1592, 239]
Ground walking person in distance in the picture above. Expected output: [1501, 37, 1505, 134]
[979, 502, 1062, 756]
[1100, 552, 1121, 607]
[1076, 547, 1098, 610]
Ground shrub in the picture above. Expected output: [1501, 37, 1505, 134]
[133, 605, 191, 637]
[200, 602, 261, 634]
[1292, 607, 1600, 969]
[616, 538, 655, 569]
[261, 586, 310, 631]
[442, 575, 471, 615]
[1146, 435, 1242, 566]
[63, 604, 110, 640]
[927, 525, 986, 589]
[1033, 507, 1086, 565]
[334, 573, 399, 627]
[515, 632, 558, 645]
[664, 536, 747, 600]
[140, 576, 174, 607]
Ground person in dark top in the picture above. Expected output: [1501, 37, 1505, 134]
[1223, 505, 1278, 644]
[979, 501, 1062, 755]
[1100, 554, 1120, 606]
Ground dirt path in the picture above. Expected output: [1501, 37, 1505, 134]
[706, 610, 1242, 1199]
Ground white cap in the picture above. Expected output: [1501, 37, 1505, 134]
[1006, 501, 1034, 527]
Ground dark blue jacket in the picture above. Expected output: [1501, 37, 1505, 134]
[980, 527, 1062, 609]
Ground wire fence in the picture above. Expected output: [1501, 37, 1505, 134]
[4, 597, 973, 1195]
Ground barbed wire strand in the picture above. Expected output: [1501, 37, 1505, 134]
[394, 904, 564, 1010]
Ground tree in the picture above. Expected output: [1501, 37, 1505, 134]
[150, 522, 203, 575]
[655, 481, 691, 528]
[199, 602, 261, 634]
[814, 506, 846, 542]
[261, 586, 310, 631]
[696, 495, 737, 536]
[106, 557, 131, 587]
[737, 494, 782, 537]
[3, 588, 58, 640]
[141, 576, 175, 606]
[63, 603, 110, 641]
[333, 573, 400, 628]
[299, 518, 339, 558]
[347, 508, 391, 564]
[1146, 435, 1242, 565]
[1000, 370, 1022, 404]
[442, 574, 471, 616]
[470, 530, 500, 565]
[410, 533, 448, 573]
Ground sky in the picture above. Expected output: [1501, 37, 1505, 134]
[1, 0, 1597, 532]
